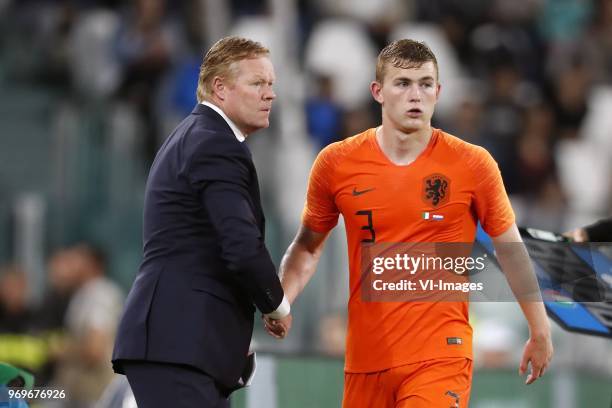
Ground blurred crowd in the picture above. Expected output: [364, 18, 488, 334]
[1, 0, 612, 405]
[0, 0, 610, 230]
[0, 244, 122, 407]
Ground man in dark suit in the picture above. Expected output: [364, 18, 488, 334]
[112, 36, 291, 408]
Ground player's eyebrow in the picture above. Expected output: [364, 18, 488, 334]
[394, 75, 435, 82]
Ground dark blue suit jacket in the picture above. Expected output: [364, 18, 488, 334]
[112, 104, 284, 390]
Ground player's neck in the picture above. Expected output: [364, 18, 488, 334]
[376, 125, 433, 166]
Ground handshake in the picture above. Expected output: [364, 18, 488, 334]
[262, 313, 293, 339]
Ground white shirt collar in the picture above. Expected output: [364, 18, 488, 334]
[201, 101, 246, 142]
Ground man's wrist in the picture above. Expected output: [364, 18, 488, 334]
[529, 325, 551, 341]
[264, 295, 290, 319]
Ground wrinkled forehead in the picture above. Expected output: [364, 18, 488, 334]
[229, 56, 276, 81]
[384, 60, 438, 81]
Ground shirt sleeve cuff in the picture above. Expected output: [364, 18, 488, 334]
[264, 295, 290, 319]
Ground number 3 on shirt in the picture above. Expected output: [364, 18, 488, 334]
[356, 210, 376, 243]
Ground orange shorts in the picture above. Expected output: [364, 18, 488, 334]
[343, 357, 472, 408]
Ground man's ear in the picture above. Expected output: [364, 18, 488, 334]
[435, 83, 442, 102]
[211, 76, 226, 101]
[370, 81, 383, 104]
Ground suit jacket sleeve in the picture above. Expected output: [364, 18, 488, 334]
[585, 217, 612, 242]
[186, 136, 284, 314]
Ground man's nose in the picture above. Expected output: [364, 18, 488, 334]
[264, 86, 276, 100]
[407, 83, 421, 101]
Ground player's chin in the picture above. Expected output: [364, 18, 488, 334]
[401, 120, 424, 132]
[403, 115, 424, 123]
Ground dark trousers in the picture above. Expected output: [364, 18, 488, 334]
[123, 361, 231, 408]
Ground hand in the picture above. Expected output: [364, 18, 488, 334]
[563, 228, 588, 242]
[262, 314, 292, 339]
[519, 333, 553, 385]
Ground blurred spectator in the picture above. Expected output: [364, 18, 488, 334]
[305, 19, 377, 110]
[37, 248, 86, 331]
[553, 63, 610, 228]
[51, 244, 123, 408]
[538, 0, 593, 46]
[155, 0, 209, 136]
[556, 137, 611, 228]
[582, 0, 612, 84]
[469, 0, 545, 81]
[312, 0, 409, 26]
[444, 91, 486, 145]
[414, 0, 489, 66]
[168, 56, 200, 115]
[341, 105, 376, 139]
[68, 4, 121, 100]
[0, 265, 32, 333]
[32, 248, 88, 386]
[0, 265, 49, 384]
[479, 63, 524, 191]
[549, 57, 591, 141]
[37, 0, 76, 89]
[305, 74, 344, 149]
[114, 0, 179, 162]
[514, 102, 557, 197]
[162, 0, 203, 117]
[312, 0, 410, 53]
[230, 0, 269, 18]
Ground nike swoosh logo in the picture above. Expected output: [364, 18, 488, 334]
[352, 187, 375, 196]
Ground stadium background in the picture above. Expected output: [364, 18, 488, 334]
[0, 0, 611, 407]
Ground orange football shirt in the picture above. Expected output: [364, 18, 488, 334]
[302, 127, 515, 373]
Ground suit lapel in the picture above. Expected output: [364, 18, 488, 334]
[249, 164, 266, 237]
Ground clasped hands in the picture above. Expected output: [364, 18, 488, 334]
[262, 314, 292, 339]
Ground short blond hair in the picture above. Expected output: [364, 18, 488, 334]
[375, 39, 439, 83]
[196, 36, 270, 102]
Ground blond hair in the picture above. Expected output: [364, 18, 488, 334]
[196, 36, 270, 102]
[375, 39, 439, 83]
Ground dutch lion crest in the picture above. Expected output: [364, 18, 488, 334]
[422, 174, 450, 207]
